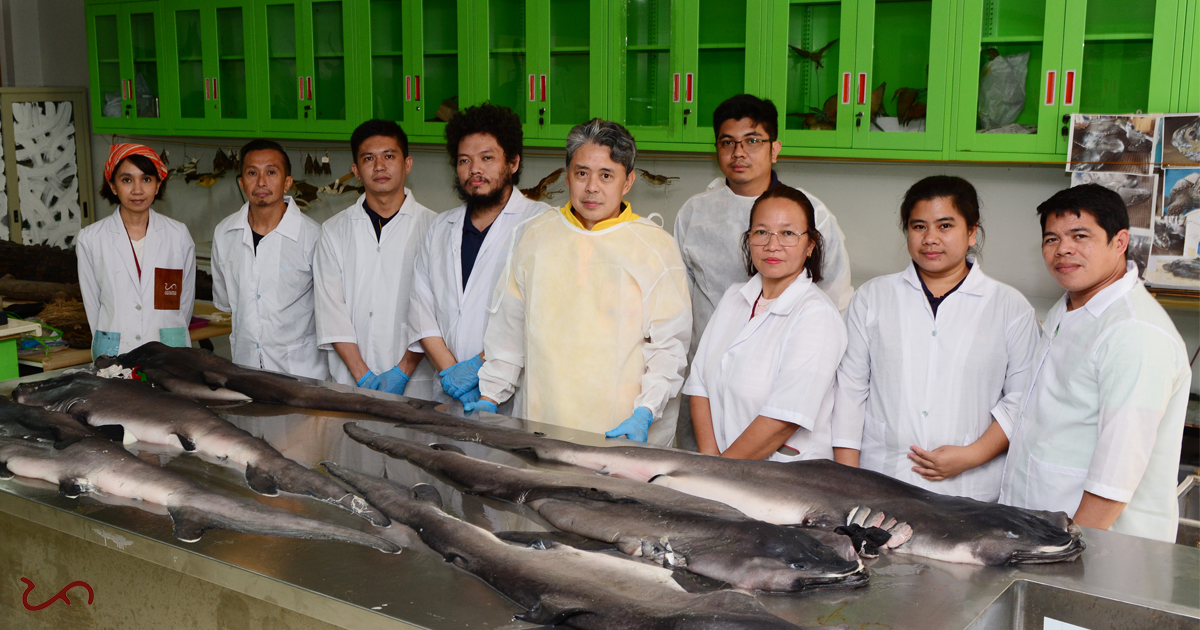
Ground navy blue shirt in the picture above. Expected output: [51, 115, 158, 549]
[461, 215, 493, 288]
[915, 260, 973, 317]
[362, 200, 394, 241]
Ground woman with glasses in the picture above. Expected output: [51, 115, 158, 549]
[831, 176, 1039, 502]
[683, 185, 845, 461]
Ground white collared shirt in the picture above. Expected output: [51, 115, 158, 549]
[1000, 263, 1191, 542]
[683, 271, 845, 462]
[674, 177, 853, 361]
[408, 190, 550, 402]
[832, 261, 1040, 501]
[211, 196, 326, 379]
[314, 191, 437, 392]
[77, 208, 195, 354]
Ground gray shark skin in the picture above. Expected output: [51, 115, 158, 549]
[0, 433, 399, 552]
[401, 423, 1085, 567]
[0, 397, 101, 448]
[95, 343, 478, 428]
[12, 373, 390, 527]
[321, 461, 846, 630]
[344, 423, 868, 593]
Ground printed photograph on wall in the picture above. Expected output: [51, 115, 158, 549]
[1161, 114, 1200, 167]
[1128, 228, 1152, 278]
[1067, 114, 1159, 175]
[1145, 255, 1200, 289]
[1071, 171, 1156, 229]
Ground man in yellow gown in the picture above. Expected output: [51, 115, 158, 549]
[467, 119, 691, 446]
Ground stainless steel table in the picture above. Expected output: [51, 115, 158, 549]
[2, 370, 1197, 630]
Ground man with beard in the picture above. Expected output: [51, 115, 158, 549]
[465, 119, 691, 445]
[314, 120, 437, 396]
[210, 139, 326, 379]
[409, 104, 550, 407]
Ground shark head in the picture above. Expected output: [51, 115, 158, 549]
[900, 500, 1085, 565]
[686, 521, 868, 592]
[12, 374, 106, 413]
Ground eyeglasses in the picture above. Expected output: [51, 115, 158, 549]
[717, 137, 771, 152]
[747, 229, 806, 247]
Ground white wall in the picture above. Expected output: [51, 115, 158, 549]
[0, 0, 87, 88]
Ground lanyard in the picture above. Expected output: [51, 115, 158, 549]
[128, 235, 142, 279]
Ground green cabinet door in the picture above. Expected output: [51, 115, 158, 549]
[164, 0, 257, 133]
[953, 0, 1069, 159]
[849, 0, 955, 153]
[617, 0, 684, 143]
[87, 1, 170, 132]
[404, 0, 470, 138]
[1055, 0, 1180, 153]
[522, 0, 608, 140]
[359, 0, 408, 126]
[1167, 0, 1197, 112]
[254, 0, 361, 136]
[769, 0, 858, 150]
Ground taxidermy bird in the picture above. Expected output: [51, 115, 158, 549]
[870, 82, 887, 131]
[893, 88, 928, 126]
[304, 154, 316, 176]
[788, 39, 839, 69]
[637, 169, 680, 187]
[288, 181, 321, 210]
[520, 168, 565, 202]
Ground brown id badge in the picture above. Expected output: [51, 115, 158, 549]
[154, 268, 183, 310]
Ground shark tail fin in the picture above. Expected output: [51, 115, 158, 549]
[174, 433, 196, 451]
[410, 483, 443, 509]
[168, 505, 213, 542]
[58, 478, 85, 498]
[245, 463, 280, 496]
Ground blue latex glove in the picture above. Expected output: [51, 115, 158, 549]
[440, 355, 484, 398]
[456, 386, 481, 406]
[463, 399, 498, 414]
[377, 366, 411, 395]
[356, 370, 383, 390]
[605, 407, 654, 443]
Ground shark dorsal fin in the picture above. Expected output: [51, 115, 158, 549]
[411, 483, 444, 508]
[245, 464, 280, 496]
[168, 505, 211, 542]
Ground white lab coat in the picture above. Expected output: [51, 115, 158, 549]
[77, 209, 195, 357]
[832, 262, 1039, 501]
[674, 177, 853, 361]
[211, 197, 327, 380]
[314, 191, 437, 395]
[408, 191, 551, 403]
[1000, 263, 1191, 542]
[683, 272, 845, 462]
[477, 206, 692, 445]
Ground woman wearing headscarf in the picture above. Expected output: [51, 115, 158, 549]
[77, 143, 196, 359]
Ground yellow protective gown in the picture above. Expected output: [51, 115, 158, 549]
[477, 203, 692, 446]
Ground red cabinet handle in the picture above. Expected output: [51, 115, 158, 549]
[672, 73, 680, 103]
[528, 74, 535, 101]
[415, 76, 421, 101]
[299, 76, 305, 101]
[841, 72, 851, 105]
[1045, 70, 1057, 107]
[540, 74, 547, 102]
[205, 78, 210, 100]
[685, 73, 693, 103]
[857, 73, 867, 105]
[1063, 70, 1075, 107]
[406, 75, 412, 101]
[307, 76, 313, 100]
[212, 77, 218, 101]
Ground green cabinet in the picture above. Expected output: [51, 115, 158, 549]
[524, 0, 610, 139]
[253, 0, 362, 136]
[617, 0, 771, 146]
[164, 0, 257, 133]
[87, 1, 170, 132]
[953, 0, 1183, 161]
[769, 0, 956, 157]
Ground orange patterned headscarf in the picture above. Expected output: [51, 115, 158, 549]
[103, 143, 168, 182]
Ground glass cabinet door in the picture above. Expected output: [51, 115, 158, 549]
[524, 0, 603, 140]
[1055, 0, 1178, 152]
[621, 0, 679, 142]
[364, 0, 406, 123]
[410, 0, 463, 136]
[486, 0, 530, 127]
[851, 0, 953, 152]
[128, 4, 165, 126]
[685, 0, 751, 143]
[259, 1, 302, 130]
[954, 0, 1067, 157]
[87, 7, 125, 125]
[166, 1, 255, 132]
[306, 0, 359, 131]
[772, 0, 856, 149]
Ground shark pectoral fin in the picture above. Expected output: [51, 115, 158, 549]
[58, 479, 85, 498]
[245, 464, 280, 496]
[0, 462, 12, 479]
[834, 524, 893, 558]
[173, 433, 196, 452]
[429, 443, 466, 455]
[201, 371, 230, 390]
[410, 483, 443, 508]
[514, 597, 592, 625]
[168, 505, 212, 542]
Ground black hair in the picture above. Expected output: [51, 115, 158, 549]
[444, 103, 524, 186]
[351, 119, 409, 160]
[741, 185, 823, 282]
[1036, 184, 1129, 243]
[712, 94, 779, 142]
[899, 175, 985, 251]
[99, 154, 166, 205]
[239, 139, 292, 177]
